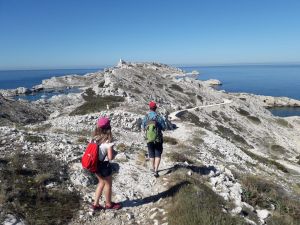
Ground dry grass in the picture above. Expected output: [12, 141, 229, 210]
[25, 134, 45, 143]
[116, 143, 128, 152]
[166, 152, 195, 164]
[168, 178, 246, 225]
[216, 125, 252, 149]
[0, 153, 80, 225]
[242, 149, 289, 173]
[247, 115, 261, 124]
[275, 118, 293, 128]
[240, 175, 300, 225]
[70, 88, 124, 115]
[163, 136, 179, 145]
[170, 84, 184, 92]
[76, 136, 88, 144]
[236, 108, 250, 116]
[136, 149, 148, 167]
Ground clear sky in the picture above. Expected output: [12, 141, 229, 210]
[1, 0, 300, 69]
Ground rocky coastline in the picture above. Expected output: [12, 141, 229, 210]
[0, 61, 299, 225]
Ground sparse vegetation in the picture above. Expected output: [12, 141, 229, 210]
[70, 88, 124, 115]
[98, 80, 105, 88]
[271, 145, 286, 155]
[0, 153, 80, 225]
[136, 149, 147, 166]
[242, 149, 289, 173]
[216, 125, 251, 148]
[177, 111, 210, 128]
[236, 108, 250, 116]
[240, 175, 300, 225]
[76, 136, 88, 144]
[164, 136, 179, 145]
[247, 115, 261, 124]
[275, 118, 293, 128]
[170, 84, 184, 92]
[167, 152, 194, 164]
[192, 136, 204, 146]
[168, 178, 246, 225]
[116, 143, 128, 152]
[25, 134, 45, 143]
[30, 123, 52, 132]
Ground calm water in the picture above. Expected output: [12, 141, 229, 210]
[0, 68, 101, 101]
[0, 66, 300, 117]
[182, 65, 300, 117]
[0, 69, 101, 89]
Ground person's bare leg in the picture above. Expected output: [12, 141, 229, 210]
[94, 175, 105, 206]
[150, 157, 155, 171]
[103, 175, 113, 206]
[154, 157, 161, 172]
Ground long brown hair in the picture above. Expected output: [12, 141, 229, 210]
[93, 127, 113, 144]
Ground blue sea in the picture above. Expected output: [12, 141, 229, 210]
[0, 65, 299, 117]
[182, 65, 300, 117]
[0, 69, 100, 101]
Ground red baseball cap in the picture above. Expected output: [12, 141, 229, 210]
[149, 101, 157, 109]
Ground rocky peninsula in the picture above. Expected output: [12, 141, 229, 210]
[0, 61, 299, 225]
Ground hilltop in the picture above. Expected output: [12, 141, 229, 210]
[0, 61, 300, 225]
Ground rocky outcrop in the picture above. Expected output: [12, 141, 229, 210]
[236, 93, 300, 108]
[0, 61, 299, 225]
[0, 87, 32, 97]
[0, 94, 47, 124]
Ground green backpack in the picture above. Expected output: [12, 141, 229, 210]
[146, 115, 161, 143]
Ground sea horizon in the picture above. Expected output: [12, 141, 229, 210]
[0, 64, 300, 117]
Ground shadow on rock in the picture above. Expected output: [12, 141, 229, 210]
[161, 164, 217, 176]
[121, 181, 190, 208]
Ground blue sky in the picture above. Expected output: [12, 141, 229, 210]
[0, 0, 300, 69]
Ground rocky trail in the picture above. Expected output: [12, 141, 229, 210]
[1, 61, 300, 225]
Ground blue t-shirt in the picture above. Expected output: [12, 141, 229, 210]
[142, 111, 166, 131]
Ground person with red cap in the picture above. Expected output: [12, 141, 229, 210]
[91, 117, 122, 211]
[142, 101, 166, 177]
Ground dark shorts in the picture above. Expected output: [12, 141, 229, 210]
[147, 142, 163, 158]
[96, 161, 112, 177]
